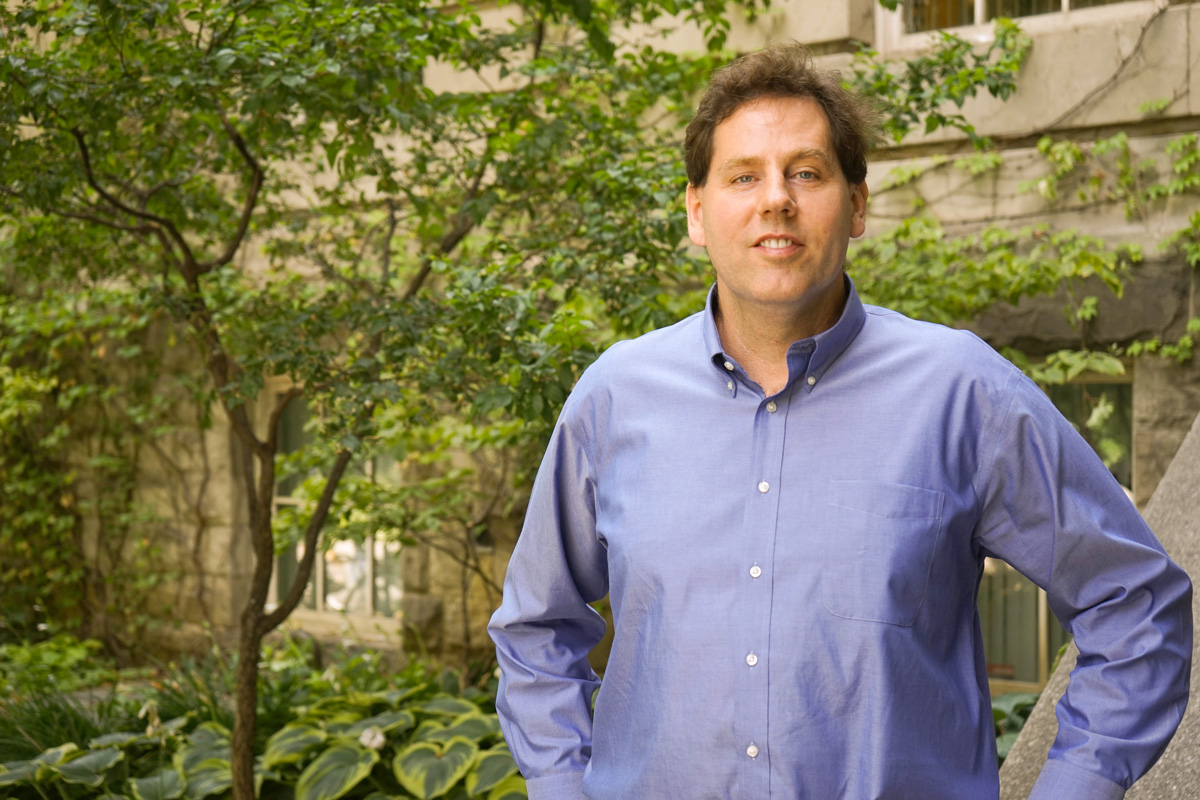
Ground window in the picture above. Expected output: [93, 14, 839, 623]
[979, 376, 1133, 691]
[269, 392, 404, 620]
[902, 0, 1132, 32]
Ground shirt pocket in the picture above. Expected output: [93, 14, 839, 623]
[822, 480, 946, 627]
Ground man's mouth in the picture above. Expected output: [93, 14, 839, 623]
[756, 237, 799, 250]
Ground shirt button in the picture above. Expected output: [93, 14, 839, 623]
[757, 481, 769, 493]
[750, 565, 762, 579]
[723, 360, 734, 371]
[807, 375, 817, 386]
[746, 743, 759, 758]
[766, 401, 777, 413]
[746, 653, 758, 667]
[726, 380, 734, 391]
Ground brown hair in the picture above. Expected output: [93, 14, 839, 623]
[684, 42, 880, 187]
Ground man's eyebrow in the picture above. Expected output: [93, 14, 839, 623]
[717, 148, 834, 173]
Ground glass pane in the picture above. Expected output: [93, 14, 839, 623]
[905, 0, 974, 32]
[276, 540, 317, 610]
[988, 0, 1062, 18]
[324, 539, 369, 613]
[979, 559, 1054, 682]
[373, 538, 405, 619]
[276, 394, 311, 497]
[1044, 382, 1133, 490]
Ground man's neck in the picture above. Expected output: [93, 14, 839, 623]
[714, 282, 847, 397]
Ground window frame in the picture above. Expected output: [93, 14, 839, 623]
[875, 0, 1162, 55]
[261, 381, 404, 636]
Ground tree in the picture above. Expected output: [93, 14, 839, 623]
[0, 0, 773, 794]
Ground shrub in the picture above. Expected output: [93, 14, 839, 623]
[0, 642, 524, 800]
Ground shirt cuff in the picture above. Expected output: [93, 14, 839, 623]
[525, 770, 586, 800]
[1028, 759, 1125, 800]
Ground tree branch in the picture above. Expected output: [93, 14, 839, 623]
[260, 447, 355, 633]
[71, 128, 197, 272]
[379, 198, 398, 289]
[195, 110, 263, 274]
[402, 153, 492, 301]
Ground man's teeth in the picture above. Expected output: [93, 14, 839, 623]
[759, 238, 792, 249]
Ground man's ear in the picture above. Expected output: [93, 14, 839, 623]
[686, 183, 706, 248]
[850, 181, 869, 240]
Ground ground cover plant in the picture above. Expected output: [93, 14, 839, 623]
[0, 636, 523, 799]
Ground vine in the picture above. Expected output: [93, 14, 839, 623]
[0, 269, 193, 656]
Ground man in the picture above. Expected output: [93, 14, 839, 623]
[488, 43, 1192, 799]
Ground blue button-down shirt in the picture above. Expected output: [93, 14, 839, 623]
[488, 278, 1192, 800]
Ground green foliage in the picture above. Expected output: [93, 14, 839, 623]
[0, 275, 181, 646]
[0, 647, 523, 800]
[1161, 209, 1200, 268]
[993, 692, 1039, 765]
[0, 687, 142, 762]
[0, 635, 114, 698]
[1003, 348, 1126, 386]
[1025, 131, 1199, 221]
[1139, 97, 1173, 116]
[0, 0, 752, 641]
[849, 215, 1137, 330]
[850, 18, 1031, 147]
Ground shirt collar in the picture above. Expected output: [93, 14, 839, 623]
[701, 273, 868, 394]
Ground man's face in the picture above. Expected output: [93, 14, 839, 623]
[686, 95, 868, 329]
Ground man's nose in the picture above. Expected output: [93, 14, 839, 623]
[759, 173, 796, 216]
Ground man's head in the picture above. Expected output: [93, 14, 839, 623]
[684, 43, 878, 189]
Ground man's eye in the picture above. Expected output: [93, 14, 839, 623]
[794, 170, 816, 180]
[734, 175, 754, 184]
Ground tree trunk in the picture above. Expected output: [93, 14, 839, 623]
[231, 604, 263, 800]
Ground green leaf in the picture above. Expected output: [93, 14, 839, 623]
[295, 744, 379, 800]
[264, 724, 328, 769]
[486, 775, 528, 800]
[175, 741, 232, 774]
[996, 730, 1020, 760]
[415, 713, 499, 744]
[394, 736, 479, 799]
[342, 709, 416, 738]
[54, 748, 125, 787]
[130, 767, 186, 800]
[89, 732, 146, 749]
[416, 696, 478, 718]
[465, 746, 518, 796]
[182, 758, 232, 799]
[0, 761, 36, 787]
[188, 722, 232, 747]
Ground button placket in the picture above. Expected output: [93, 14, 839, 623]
[735, 361, 788, 796]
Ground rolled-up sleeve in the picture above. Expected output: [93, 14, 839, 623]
[488, 403, 609, 800]
[974, 373, 1193, 797]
